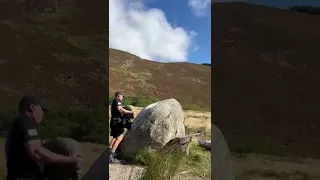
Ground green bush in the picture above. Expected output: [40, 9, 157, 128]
[109, 96, 160, 107]
[0, 108, 109, 145]
[182, 103, 202, 111]
[289, 5, 320, 15]
[109, 96, 203, 111]
[201, 63, 211, 66]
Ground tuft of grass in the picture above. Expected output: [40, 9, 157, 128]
[132, 148, 186, 180]
[131, 143, 211, 180]
[181, 143, 211, 178]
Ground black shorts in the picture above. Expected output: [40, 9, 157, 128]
[110, 117, 125, 138]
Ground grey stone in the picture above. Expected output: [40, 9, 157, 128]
[117, 98, 186, 158]
[42, 138, 84, 180]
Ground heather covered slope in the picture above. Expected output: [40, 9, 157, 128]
[109, 48, 211, 111]
[0, 0, 211, 111]
[0, 0, 108, 110]
[212, 2, 320, 158]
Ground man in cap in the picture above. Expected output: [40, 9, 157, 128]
[109, 92, 134, 163]
[5, 95, 77, 180]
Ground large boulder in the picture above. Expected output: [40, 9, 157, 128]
[42, 138, 84, 180]
[212, 124, 235, 180]
[117, 98, 186, 158]
[160, 135, 193, 156]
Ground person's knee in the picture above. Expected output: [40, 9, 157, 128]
[116, 135, 123, 141]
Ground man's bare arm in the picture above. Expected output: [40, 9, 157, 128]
[117, 106, 133, 114]
[26, 139, 76, 165]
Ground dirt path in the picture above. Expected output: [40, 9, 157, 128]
[109, 164, 144, 180]
[233, 153, 320, 180]
[109, 164, 208, 180]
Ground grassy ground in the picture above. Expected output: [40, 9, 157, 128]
[2, 105, 320, 180]
[180, 143, 211, 178]
[0, 106, 211, 179]
[3, 138, 320, 180]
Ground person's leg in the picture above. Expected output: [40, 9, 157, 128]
[109, 138, 116, 148]
[109, 118, 117, 149]
[111, 134, 123, 152]
[110, 118, 125, 152]
[109, 134, 123, 164]
[109, 123, 125, 163]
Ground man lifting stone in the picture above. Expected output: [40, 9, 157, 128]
[109, 92, 134, 164]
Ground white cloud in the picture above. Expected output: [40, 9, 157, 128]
[188, 0, 211, 17]
[109, 0, 198, 62]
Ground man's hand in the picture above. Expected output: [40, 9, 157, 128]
[26, 139, 78, 165]
[67, 154, 78, 165]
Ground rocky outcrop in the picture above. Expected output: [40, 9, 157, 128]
[117, 98, 186, 158]
[42, 138, 84, 180]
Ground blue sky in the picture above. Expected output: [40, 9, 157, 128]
[109, 0, 211, 64]
[146, 0, 211, 64]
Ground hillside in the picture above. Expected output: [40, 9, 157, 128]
[109, 48, 211, 110]
[212, 2, 320, 158]
[0, 0, 108, 111]
[0, 0, 211, 111]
